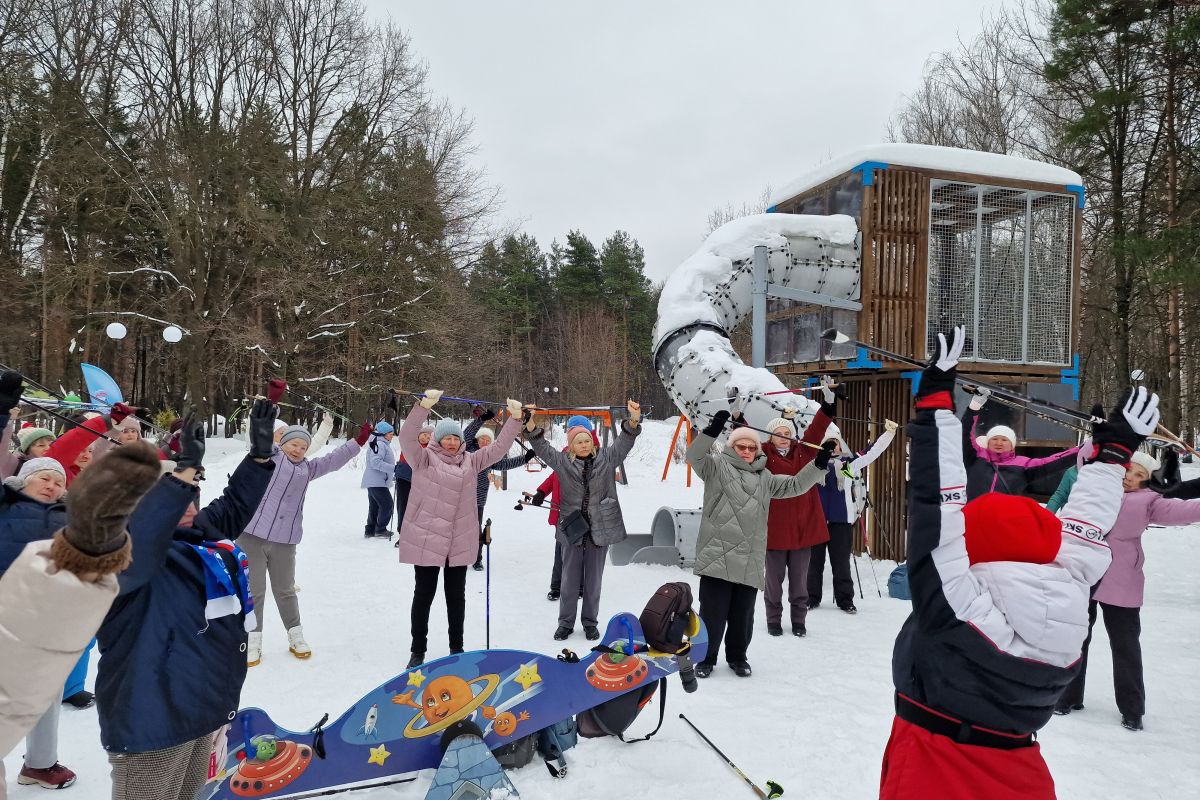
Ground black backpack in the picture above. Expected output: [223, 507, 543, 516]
[575, 679, 665, 743]
[639, 582, 694, 653]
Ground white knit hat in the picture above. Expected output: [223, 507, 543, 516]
[475, 427, 495, 443]
[1130, 451, 1160, 474]
[765, 418, 796, 438]
[3, 457, 67, 491]
[985, 425, 1017, 447]
[273, 419, 288, 432]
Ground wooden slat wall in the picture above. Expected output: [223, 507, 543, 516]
[867, 168, 929, 362]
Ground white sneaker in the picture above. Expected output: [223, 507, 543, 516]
[247, 632, 262, 667]
[287, 626, 312, 659]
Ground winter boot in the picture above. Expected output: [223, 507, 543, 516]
[583, 626, 600, 641]
[729, 661, 753, 678]
[18, 763, 77, 789]
[247, 632, 263, 667]
[472, 559, 484, 571]
[553, 626, 572, 641]
[838, 603, 858, 615]
[547, 589, 560, 601]
[450, 647, 464, 655]
[287, 626, 312, 659]
[695, 663, 714, 679]
[1121, 715, 1143, 731]
[806, 599, 821, 610]
[1053, 702, 1083, 716]
[792, 624, 807, 638]
[63, 691, 94, 709]
[767, 623, 783, 637]
[406, 652, 425, 669]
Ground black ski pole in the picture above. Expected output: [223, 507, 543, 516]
[19, 398, 124, 446]
[1, 362, 168, 437]
[483, 518, 492, 650]
[861, 498, 885, 598]
[679, 714, 783, 799]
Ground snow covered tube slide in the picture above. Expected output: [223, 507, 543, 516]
[652, 213, 861, 433]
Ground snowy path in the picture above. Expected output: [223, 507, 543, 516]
[7, 423, 1199, 798]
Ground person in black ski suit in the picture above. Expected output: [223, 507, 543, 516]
[880, 327, 1160, 800]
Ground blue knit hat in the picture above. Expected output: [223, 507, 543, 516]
[566, 415, 594, 432]
[374, 420, 395, 435]
[433, 419, 463, 444]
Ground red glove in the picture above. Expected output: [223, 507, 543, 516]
[110, 402, 133, 424]
[267, 379, 287, 404]
[354, 422, 372, 446]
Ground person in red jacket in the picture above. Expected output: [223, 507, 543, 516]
[46, 404, 135, 486]
[762, 398, 833, 638]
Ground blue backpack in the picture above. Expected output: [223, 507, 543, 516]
[536, 717, 578, 778]
[888, 563, 911, 601]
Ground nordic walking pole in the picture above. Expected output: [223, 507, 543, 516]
[483, 517, 492, 650]
[861, 499, 885, 598]
[852, 551, 864, 600]
[3, 362, 169, 437]
[679, 714, 783, 799]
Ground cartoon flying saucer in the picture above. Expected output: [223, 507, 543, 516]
[586, 648, 649, 692]
[392, 673, 501, 738]
[228, 737, 313, 797]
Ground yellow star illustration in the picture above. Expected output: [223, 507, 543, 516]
[514, 663, 541, 692]
[368, 744, 390, 766]
[406, 668, 426, 688]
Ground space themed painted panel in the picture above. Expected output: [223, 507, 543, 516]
[200, 611, 707, 799]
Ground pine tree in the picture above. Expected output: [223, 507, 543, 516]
[555, 229, 602, 307]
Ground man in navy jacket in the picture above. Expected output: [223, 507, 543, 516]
[96, 400, 277, 800]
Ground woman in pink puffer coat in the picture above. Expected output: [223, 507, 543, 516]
[397, 391, 524, 668]
[1055, 450, 1200, 731]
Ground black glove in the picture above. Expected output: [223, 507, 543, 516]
[530, 490, 547, 506]
[175, 410, 206, 471]
[730, 411, 747, 428]
[1150, 448, 1180, 494]
[523, 448, 536, 463]
[248, 398, 277, 459]
[915, 328, 964, 407]
[479, 408, 496, 423]
[814, 440, 837, 470]
[702, 410, 731, 438]
[0, 371, 23, 415]
[1090, 388, 1159, 465]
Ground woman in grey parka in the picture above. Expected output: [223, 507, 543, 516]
[686, 410, 833, 678]
[526, 401, 641, 642]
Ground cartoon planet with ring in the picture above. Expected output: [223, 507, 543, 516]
[401, 674, 501, 738]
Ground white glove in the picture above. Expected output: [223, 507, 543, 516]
[934, 327, 965, 372]
[969, 387, 991, 411]
[420, 389, 443, 409]
[1123, 387, 1160, 436]
[506, 398, 524, 418]
[820, 375, 836, 404]
[782, 406, 798, 420]
[884, 419, 898, 434]
[627, 400, 641, 425]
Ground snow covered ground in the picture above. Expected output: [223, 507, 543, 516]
[7, 420, 1200, 798]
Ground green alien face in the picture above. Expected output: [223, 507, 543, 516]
[252, 735, 278, 761]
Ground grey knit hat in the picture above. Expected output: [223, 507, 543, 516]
[279, 426, 312, 447]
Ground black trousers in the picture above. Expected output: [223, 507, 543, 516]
[395, 479, 411, 530]
[698, 575, 758, 666]
[475, 503, 485, 564]
[365, 486, 394, 534]
[808, 521, 855, 606]
[550, 540, 563, 591]
[410, 562, 468, 655]
[1058, 600, 1145, 717]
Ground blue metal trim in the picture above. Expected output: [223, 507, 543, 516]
[847, 346, 883, 370]
[805, 377, 819, 390]
[901, 371, 922, 395]
[766, 205, 777, 214]
[1060, 353, 1081, 401]
[1064, 184, 1085, 209]
[852, 161, 890, 186]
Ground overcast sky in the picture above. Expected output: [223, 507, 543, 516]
[375, 1, 999, 281]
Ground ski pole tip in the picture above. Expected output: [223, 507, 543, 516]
[767, 780, 784, 798]
[820, 328, 849, 344]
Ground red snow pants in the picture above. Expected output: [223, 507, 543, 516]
[879, 716, 1056, 800]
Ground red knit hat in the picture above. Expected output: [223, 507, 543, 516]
[962, 493, 1062, 566]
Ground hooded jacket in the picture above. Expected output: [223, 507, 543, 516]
[686, 431, 826, 590]
[961, 408, 1078, 500]
[1090, 488, 1200, 608]
[47, 416, 110, 485]
[527, 422, 639, 547]
[396, 405, 521, 567]
[816, 429, 896, 525]
[361, 433, 396, 489]
[893, 405, 1122, 735]
[0, 541, 120, 793]
[96, 457, 274, 753]
[763, 410, 832, 550]
[242, 439, 360, 544]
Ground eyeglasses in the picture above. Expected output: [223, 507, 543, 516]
[733, 443, 758, 453]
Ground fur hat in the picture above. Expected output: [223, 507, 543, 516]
[984, 425, 1018, 448]
[17, 427, 55, 454]
[3, 457, 67, 491]
[963, 493, 1061, 566]
[1130, 451, 1160, 475]
[766, 417, 796, 438]
[475, 426, 496, 443]
[433, 419, 462, 443]
[726, 427, 762, 454]
[279, 426, 312, 447]
[374, 420, 395, 436]
[566, 415, 595, 432]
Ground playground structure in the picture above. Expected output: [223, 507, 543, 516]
[648, 144, 1085, 562]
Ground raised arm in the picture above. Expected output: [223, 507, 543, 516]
[397, 403, 431, 470]
[120, 474, 198, 594]
[307, 413, 335, 456]
[527, 425, 572, 474]
[1023, 445, 1082, 482]
[304, 438, 361, 480]
[684, 410, 729, 483]
[767, 459, 828, 499]
[1045, 467, 1077, 513]
[846, 425, 897, 475]
[1145, 494, 1200, 528]
[47, 416, 109, 474]
[797, 408, 833, 467]
[960, 407, 984, 468]
[193, 456, 276, 541]
[0, 414, 18, 480]
[469, 411, 522, 471]
[462, 413, 487, 453]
